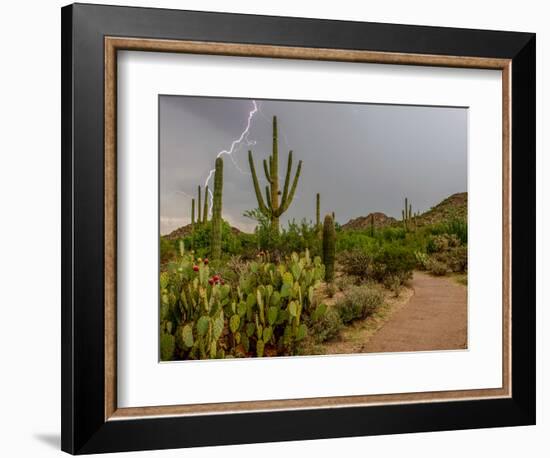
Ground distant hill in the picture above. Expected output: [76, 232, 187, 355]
[341, 192, 467, 231]
[341, 212, 397, 231]
[163, 222, 243, 240]
[416, 192, 467, 226]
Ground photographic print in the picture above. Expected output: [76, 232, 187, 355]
[159, 96, 468, 361]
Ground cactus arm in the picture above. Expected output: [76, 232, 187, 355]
[263, 159, 272, 184]
[281, 151, 293, 206]
[270, 117, 279, 214]
[248, 150, 269, 215]
[277, 159, 302, 215]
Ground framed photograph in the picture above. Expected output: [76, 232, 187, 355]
[61, 3, 536, 454]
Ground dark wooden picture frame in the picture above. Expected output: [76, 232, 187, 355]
[61, 3, 536, 454]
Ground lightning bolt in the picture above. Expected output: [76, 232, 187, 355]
[204, 100, 259, 216]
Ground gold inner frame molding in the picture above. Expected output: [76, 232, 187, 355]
[104, 36, 512, 421]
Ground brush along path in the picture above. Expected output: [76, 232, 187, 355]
[318, 285, 414, 355]
[364, 271, 467, 353]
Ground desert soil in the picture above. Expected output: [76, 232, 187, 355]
[364, 271, 467, 353]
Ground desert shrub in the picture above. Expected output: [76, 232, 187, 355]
[427, 233, 461, 254]
[383, 274, 403, 297]
[371, 244, 415, 285]
[308, 306, 343, 344]
[336, 231, 378, 253]
[336, 274, 356, 291]
[225, 255, 249, 276]
[376, 226, 407, 242]
[447, 246, 468, 272]
[427, 258, 448, 276]
[160, 237, 178, 265]
[339, 249, 373, 279]
[181, 220, 243, 259]
[281, 219, 322, 257]
[245, 209, 321, 257]
[444, 217, 468, 244]
[434, 216, 468, 245]
[335, 285, 384, 324]
[414, 250, 430, 270]
[325, 282, 337, 298]
[216, 255, 249, 284]
[431, 246, 467, 273]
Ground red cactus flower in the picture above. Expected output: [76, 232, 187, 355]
[208, 278, 214, 285]
[203, 258, 209, 265]
[193, 265, 199, 272]
[213, 274, 220, 281]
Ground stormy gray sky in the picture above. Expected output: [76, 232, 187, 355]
[160, 96, 467, 235]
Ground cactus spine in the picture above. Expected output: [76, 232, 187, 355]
[322, 214, 336, 282]
[197, 185, 202, 224]
[248, 116, 302, 233]
[210, 158, 223, 260]
[203, 186, 209, 224]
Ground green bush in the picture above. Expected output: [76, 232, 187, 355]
[180, 220, 243, 259]
[335, 274, 356, 291]
[160, 237, 178, 265]
[308, 307, 343, 344]
[339, 249, 373, 279]
[336, 230, 378, 253]
[371, 243, 415, 285]
[431, 246, 467, 273]
[414, 250, 430, 270]
[427, 258, 447, 276]
[244, 210, 321, 258]
[444, 217, 468, 244]
[335, 285, 384, 324]
[378, 227, 407, 242]
[427, 218, 467, 245]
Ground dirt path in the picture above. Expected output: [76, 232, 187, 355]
[364, 271, 467, 353]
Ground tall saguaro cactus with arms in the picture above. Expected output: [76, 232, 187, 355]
[248, 116, 302, 233]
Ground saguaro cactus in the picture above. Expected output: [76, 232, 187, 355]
[248, 116, 302, 233]
[191, 198, 195, 228]
[402, 197, 415, 231]
[203, 185, 209, 224]
[210, 158, 223, 260]
[370, 213, 375, 237]
[197, 185, 202, 225]
[322, 214, 336, 282]
[316, 193, 321, 229]
[401, 197, 419, 231]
